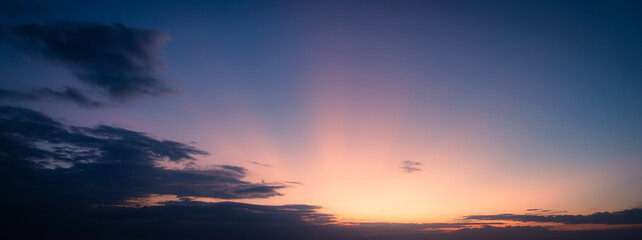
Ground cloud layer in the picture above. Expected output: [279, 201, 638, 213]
[464, 208, 642, 225]
[0, 106, 283, 206]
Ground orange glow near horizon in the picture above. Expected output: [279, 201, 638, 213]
[177, 57, 642, 224]
[122, 194, 642, 232]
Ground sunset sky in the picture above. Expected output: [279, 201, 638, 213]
[1, 0, 641, 239]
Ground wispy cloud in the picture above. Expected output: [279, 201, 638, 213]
[250, 161, 272, 167]
[525, 208, 568, 215]
[0, 87, 106, 108]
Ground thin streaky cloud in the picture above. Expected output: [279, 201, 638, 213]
[250, 161, 272, 167]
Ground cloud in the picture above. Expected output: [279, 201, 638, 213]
[463, 208, 642, 225]
[216, 165, 248, 175]
[0, 87, 107, 108]
[2, 198, 341, 240]
[250, 161, 272, 167]
[401, 160, 422, 173]
[525, 208, 568, 214]
[4, 198, 642, 240]
[0, 106, 283, 206]
[1, 21, 173, 106]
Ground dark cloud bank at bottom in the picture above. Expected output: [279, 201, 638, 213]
[1, 106, 642, 240]
[4, 201, 642, 240]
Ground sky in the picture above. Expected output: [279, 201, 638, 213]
[1, 0, 642, 239]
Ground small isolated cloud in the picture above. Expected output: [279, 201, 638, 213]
[1, 21, 173, 107]
[251, 161, 272, 167]
[401, 160, 422, 173]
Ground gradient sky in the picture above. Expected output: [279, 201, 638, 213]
[1, 0, 642, 239]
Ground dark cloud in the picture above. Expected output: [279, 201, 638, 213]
[1, 21, 173, 105]
[0, 88, 40, 101]
[4, 198, 642, 240]
[463, 208, 642, 225]
[443, 226, 642, 240]
[0, 87, 106, 108]
[401, 160, 422, 173]
[217, 165, 248, 175]
[2, 198, 341, 240]
[0, 106, 283, 206]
